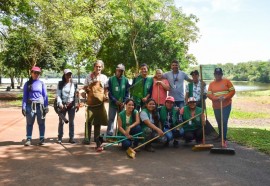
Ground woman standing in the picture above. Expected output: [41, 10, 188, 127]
[207, 68, 235, 147]
[117, 99, 142, 150]
[56, 69, 80, 144]
[83, 60, 108, 144]
[22, 66, 49, 146]
[152, 69, 170, 106]
[140, 98, 165, 152]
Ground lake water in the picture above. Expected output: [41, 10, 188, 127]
[1, 78, 270, 92]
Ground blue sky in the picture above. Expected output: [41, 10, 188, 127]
[174, 0, 270, 65]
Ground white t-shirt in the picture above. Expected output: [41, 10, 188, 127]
[84, 72, 108, 88]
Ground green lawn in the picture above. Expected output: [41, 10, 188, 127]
[228, 128, 270, 155]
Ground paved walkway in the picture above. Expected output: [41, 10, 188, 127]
[0, 106, 270, 186]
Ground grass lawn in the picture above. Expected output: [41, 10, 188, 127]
[228, 128, 270, 155]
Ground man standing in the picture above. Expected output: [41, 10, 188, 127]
[106, 64, 130, 136]
[163, 60, 192, 109]
[185, 70, 207, 108]
[131, 63, 153, 111]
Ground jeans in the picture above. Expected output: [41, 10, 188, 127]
[164, 128, 184, 142]
[121, 125, 142, 150]
[214, 104, 232, 140]
[58, 107, 75, 139]
[174, 101, 185, 109]
[183, 128, 203, 143]
[25, 103, 45, 139]
[106, 105, 118, 136]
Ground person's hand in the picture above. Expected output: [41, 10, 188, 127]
[142, 97, 147, 103]
[201, 80, 206, 87]
[126, 126, 131, 135]
[156, 81, 161, 84]
[218, 96, 225, 101]
[44, 107, 49, 114]
[157, 128, 164, 137]
[22, 109, 26, 117]
[124, 132, 131, 139]
[75, 105, 80, 112]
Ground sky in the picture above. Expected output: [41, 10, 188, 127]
[174, 0, 270, 65]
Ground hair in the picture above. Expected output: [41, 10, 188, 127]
[171, 59, 179, 65]
[59, 74, 74, 90]
[93, 60, 104, 68]
[125, 98, 137, 122]
[27, 77, 33, 92]
[144, 98, 159, 126]
[140, 63, 148, 69]
[154, 69, 163, 79]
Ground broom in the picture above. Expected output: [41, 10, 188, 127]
[96, 132, 143, 152]
[126, 113, 202, 159]
[192, 65, 214, 151]
[210, 100, 235, 155]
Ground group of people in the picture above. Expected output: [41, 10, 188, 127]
[22, 59, 235, 151]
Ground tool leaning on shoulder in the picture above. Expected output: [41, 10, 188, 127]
[126, 113, 203, 159]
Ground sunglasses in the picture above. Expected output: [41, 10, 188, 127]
[188, 101, 196, 104]
[32, 71, 40, 75]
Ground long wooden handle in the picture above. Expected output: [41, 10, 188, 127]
[133, 113, 202, 150]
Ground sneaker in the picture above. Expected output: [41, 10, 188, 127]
[24, 139, 31, 146]
[145, 144, 155, 152]
[223, 140, 228, 148]
[173, 140, 179, 148]
[69, 138, 76, 144]
[164, 141, 170, 147]
[57, 138, 62, 144]
[38, 138, 45, 146]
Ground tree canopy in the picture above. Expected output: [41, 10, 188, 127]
[0, 0, 199, 83]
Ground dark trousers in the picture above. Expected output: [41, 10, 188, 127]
[183, 128, 203, 143]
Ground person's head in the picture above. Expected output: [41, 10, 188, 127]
[140, 63, 148, 77]
[115, 63, 125, 78]
[63, 69, 72, 82]
[125, 98, 136, 113]
[190, 70, 199, 83]
[187, 97, 197, 109]
[145, 98, 157, 112]
[165, 96, 175, 110]
[214, 67, 223, 81]
[31, 66, 41, 80]
[171, 59, 179, 72]
[155, 69, 163, 79]
[93, 60, 104, 74]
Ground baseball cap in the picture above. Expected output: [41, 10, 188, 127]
[165, 96, 175, 103]
[190, 70, 199, 75]
[31, 66, 41, 72]
[64, 69, 72, 74]
[188, 97, 196, 103]
[116, 64, 125, 71]
[214, 68, 223, 74]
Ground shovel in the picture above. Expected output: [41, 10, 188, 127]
[126, 113, 202, 159]
[210, 99, 235, 155]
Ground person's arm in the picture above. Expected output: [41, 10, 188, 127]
[184, 72, 193, 83]
[207, 83, 219, 101]
[224, 80, 235, 100]
[108, 78, 118, 104]
[117, 115, 131, 138]
[140, 111, 163, 136]
[126, 111, 140, 135]
[22, 82, 28, 110]
[157, 79, 170, 91]
[185, 84, 189, 104]
[42, 81, 48, 108]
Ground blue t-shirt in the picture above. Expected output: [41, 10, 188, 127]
[163, 70, 189, 101]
